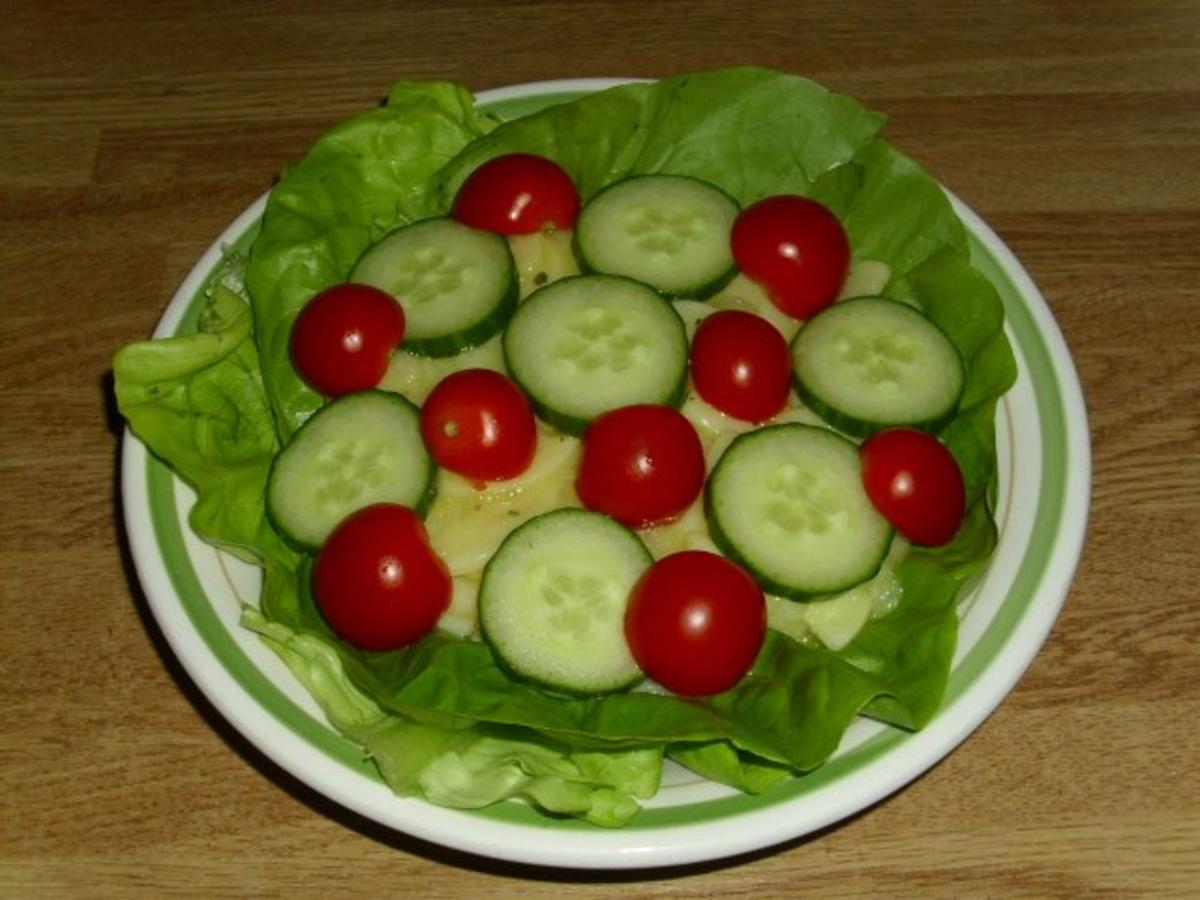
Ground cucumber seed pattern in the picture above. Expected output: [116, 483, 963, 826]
[392, 246, 467, 306]
[765, 463, 848, 536]
[530, 563, 620, 642]
[313, 439, 386, 510]
[834, 330, 917, 386]
[553, 306, 650, 375]
[622, 205, 705, 256]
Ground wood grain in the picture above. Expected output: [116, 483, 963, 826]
[2, 1, 1198, 896]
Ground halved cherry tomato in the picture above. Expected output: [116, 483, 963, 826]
[690, 310, 792, 422]
[860, 428, 966, 546]
[575, 404, 705, 529]
[290, 283, 405, 397]
[625, 550, 766, 696]
[421, 368, 537, 482]
[731, 195, 851, 320]
[452, 153, 581, 235]
[313, 503, 451, 651]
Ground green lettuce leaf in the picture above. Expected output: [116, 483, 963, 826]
[243, 608, 659, 827]
[364, 720, 661, 828]
[116, 67, 1019, 824]
[246, 82, 499, 440]
[667, 741, 792, 794]
[840, 141, 968, 274]
[114, 276, 293, 568]
[891, 248, 1019, 504]
[274, 562, 891, 768]
[434, 66, 885, 207]
[337, 612, 955, 770]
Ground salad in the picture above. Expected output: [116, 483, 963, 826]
[113, 67, 1016, 827]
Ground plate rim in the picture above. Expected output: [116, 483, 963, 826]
[119, 77, 1091, 869]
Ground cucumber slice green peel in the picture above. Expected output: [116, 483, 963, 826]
[790, 296, 965, 438]
[503, 275, 689, 436]
[706, 424, 893, 598]
[574, 174, 740, 299]
[350, 217, 518, 358]
[265, 390, 436, 550]
[479, 508, 650, 695]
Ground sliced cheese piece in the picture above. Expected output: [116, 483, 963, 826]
[709, 260, 893, 344]
[639, 497, 707, 559]
[837, 259, 891, 300]
[425, 428, 582, 577]
[437, 576, 481, 638]
[767, 535, 909, 650]
[508, 228, 580, 299]
[765, 594, 811, 643]
[709, 273, 800, 342]
[803, 588, 874, 651]
[671, 299, 716, 341]
[379, 334, 507, 406]
[681, 389, 757, 450]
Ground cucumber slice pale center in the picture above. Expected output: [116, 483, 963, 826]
[523, 560, 625, 647]
[390, 246, 470, 308]
[763, 461, 851, 537]
[313, 437, 391, 510]
[552, 306, 651, 377]
[833, 327, 919, 390]
[622, 203, 708, 258]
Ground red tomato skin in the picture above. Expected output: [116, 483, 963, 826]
[452, 153, 581, 235]
[420, 369, 538, 482]
[690, 310, 792, 422]
[731, 195, 851, 321]
[860, 428, 967, 546]
[313, 504, 451, 651]
[575, 405, 706, 529]
[290, 283, 405, 397]
[625, 551, 766, 696]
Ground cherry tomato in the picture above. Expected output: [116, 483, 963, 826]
[731, 195, 851, 320]
[575, 405, 706, 529]
[690, 310, 792, 422]
[313, 503, 451, 651]
[421, 369, 537, 482]
[290, 283, 405, 397]
[452, 153, 581, 235]
[860, 428, 966, 546]
[625, 550, 766, 696]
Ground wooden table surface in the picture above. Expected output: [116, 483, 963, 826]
[3, 1, 1198, 896]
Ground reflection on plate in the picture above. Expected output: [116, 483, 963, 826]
[120, 79, 1089, 869]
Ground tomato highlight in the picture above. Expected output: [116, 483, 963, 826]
[625, 551, 766, 696]
[313, 504, 451, 651]
[420, 369, 538, 482]
[690, 309, 792, 422]
[452, 153, 581, 235]
[575, 405, 706, 529]
[290, 283, 405, 397]
[731, 195, 851, 320]
[860, 428, 966, 546]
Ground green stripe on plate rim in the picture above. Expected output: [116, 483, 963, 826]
[144, 89, 1070, 831]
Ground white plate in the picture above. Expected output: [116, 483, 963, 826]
[120, 79, 1090, 869]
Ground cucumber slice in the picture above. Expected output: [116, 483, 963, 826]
[503, 275, 688, 435]
[575, 175, 739, 298]
[266, 391, 434, 549]
[791, 296, 965, 437]
[350, 217, 517, 357]
[706, 424, 893, 597]
[479, 508, 650, 694]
